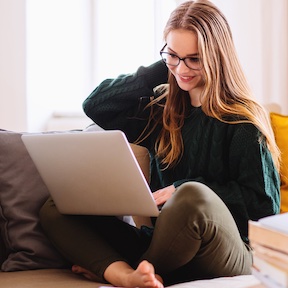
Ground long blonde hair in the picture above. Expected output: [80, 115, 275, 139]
[144, 0, 280, 170]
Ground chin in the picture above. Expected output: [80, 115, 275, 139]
[178, 83, 194, 91]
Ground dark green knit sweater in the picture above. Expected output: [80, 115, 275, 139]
[83, 61, 280, 242]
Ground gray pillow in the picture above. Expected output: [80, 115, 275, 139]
[0, 130, 67, 271]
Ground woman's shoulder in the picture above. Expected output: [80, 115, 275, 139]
[202, 112, 262, 143]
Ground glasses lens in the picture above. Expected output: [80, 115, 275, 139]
[161, 52, 179, 66]
[184, 57, 202, 70]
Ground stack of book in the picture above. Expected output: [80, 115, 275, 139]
[249, 212, 288, 288]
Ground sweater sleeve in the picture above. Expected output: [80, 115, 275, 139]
[82, 61, 168, 142]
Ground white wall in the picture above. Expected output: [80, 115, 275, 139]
[25, 0, 174, 132]
[0, 0, 27, 131]
[0, 0, 287, 132]
[91, 0, 175, 84]
[26, 0, 93, 132]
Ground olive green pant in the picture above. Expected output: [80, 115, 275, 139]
[40, 182, 252, 285]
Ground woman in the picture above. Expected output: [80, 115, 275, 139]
[40, 1, 280, 287]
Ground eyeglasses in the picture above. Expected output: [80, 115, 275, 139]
[160, 44, 202, 70]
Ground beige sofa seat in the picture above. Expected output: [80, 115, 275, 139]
[0, 269, 109, 288]
[0, 269, 262, 288]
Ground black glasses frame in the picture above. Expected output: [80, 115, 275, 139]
[159, 44, 203, 71]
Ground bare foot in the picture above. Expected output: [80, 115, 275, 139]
[72, 260, 164, 288]
[104, 260, 164, 288]
[72, 265, 99, 282]
[129, 260, 164, 288]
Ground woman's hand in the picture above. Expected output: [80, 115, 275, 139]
[153, 185, 176, 206]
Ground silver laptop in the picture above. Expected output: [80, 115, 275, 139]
[21, 130, 159, 217]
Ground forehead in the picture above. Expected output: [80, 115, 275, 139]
[166, 29, 199, 55]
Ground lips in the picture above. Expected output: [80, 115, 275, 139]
[178, 75, 195, 82]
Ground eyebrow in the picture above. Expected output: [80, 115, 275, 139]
[167, 47, 199, 57]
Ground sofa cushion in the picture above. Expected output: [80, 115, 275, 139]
[0, 130, 67, 271]
[270, 113, 288, 213]
[0, 269, 106, 288]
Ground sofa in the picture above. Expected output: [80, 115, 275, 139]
[1, 105, 287, 288]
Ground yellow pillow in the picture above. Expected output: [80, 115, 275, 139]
[270, 112, 288, 213]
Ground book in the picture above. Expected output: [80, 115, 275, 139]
[252, 267, 285, 288]
[259, 213, 288, 234]
[251, 243, 288, 265]
[248, 213, 288, 254]
[253, 255, 288, 287]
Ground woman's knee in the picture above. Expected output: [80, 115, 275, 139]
[167, 182, 216, 212]
[162, 181, 231, 225]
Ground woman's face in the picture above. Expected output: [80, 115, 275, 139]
[165, 29, 204, 105]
